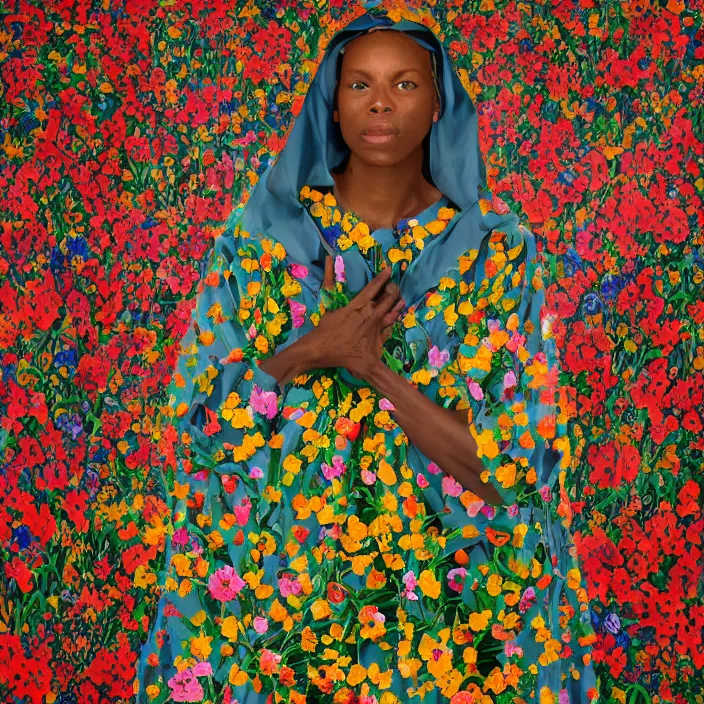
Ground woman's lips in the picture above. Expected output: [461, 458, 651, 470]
[360, 130, 396, 144]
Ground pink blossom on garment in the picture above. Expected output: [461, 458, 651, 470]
[278, 575, 302, 597]
[289, 263, 308, 278]
[208, 565, 246, 602]
[447, 568, 467, 593]
[253, 616, 269, 634]
[233, 497, 251, 526]
[504, 641, 524, 658]
[172, 527, 190, 546]
[322, 455, 346, 480]
[249, 466, 264, 479]
[192, 662, 213, 677]
[416, 473, 429, 489]
[441, 474, 463, 497]
[503, 370, 517, 388]
[401, 570, 419, 600]
[250, 385, 279, 419]
[379, 397, 395, 411]
[334, 255, 346, 282]
[427, 462, 442, 475]
[519, 586, 537, 613]
[167, 669, 205, 702]
[428, 345, 449, 368]
[468, 379, 484, 401]
[361, 469, 377, 485]
[287, 298, 307, 328]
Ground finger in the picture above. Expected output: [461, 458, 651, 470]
[375, 286, 403, 318]
[356, 265, 392, 305]
[323, 254, 333, 290]
[381, 298, 405, 326]
[382, 325, 393, 341]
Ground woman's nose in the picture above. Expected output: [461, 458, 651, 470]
[369, 99, 392, 114]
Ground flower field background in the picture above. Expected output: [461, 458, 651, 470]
[1, 0, 703, 702]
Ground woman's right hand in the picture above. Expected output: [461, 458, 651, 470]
[304, 255, 405, 381]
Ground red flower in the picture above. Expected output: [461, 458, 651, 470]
[4, 557, 34, 593]
[327, 582, 347, 604]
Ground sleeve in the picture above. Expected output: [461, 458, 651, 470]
[430, 221, 572, 509]
[165, 222, 288, 479]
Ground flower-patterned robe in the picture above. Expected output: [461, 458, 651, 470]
[138, 185, 599, 704]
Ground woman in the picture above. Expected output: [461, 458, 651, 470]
[138, 10, 599, 704]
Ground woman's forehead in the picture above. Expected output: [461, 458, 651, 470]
[340, 31, 433, 72]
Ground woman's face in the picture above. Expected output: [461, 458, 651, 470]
[333, 30, 439, 168]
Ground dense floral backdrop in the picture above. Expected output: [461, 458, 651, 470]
[0, 0, 703, 702]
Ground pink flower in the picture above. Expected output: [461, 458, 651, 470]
[379, 397, 395, 411]
[427, 462, 442, 475]
[233, 498, 251, 526]
[322, 455, 346, 480]
[249, 466, 264, 479]
[559, 690, 571, 704]
[289, 263, 308, 278]
[450, 693, 476, 704]
[519, 586, 537, 613]
[428, 345, 449, 368]
[361, 469, 376, 485]
[278, 576, 302, 597]
[172, 527, 189, 546]
[447, 567, 467, 593]
[253, 616, 269, 634]
[442, 475, 463, 497]
[167, 669, 205, 702]
[334, 255, 346, 282]
[401, 570, 419, 600]
[540, 485, 553, 502]
[468, 380, 484, 401]
[504, 641, 524, 658]
[208, 565, 246, 602]
[192, 662, 213, 677]
[287, 298, 307, 328]
[250, 385, 279, 419]
[416, 473, 429, 489]
[503, 370, 517, 388]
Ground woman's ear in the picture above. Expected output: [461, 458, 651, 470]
[333, 110, 339, 123]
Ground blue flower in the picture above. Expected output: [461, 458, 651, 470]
[12, 525, 34, 550]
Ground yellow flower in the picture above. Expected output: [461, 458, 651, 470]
[189, 632, 212, 659]
[347, 664, 367, 686]
[221, 616, 240, 640]
[301, 625, 318, 652]
[417, 570, 441, 599]
[468, 609, 492, 631]
[311, 599, 332, 621]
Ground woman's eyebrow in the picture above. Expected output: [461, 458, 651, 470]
[343, 67, 424, 80]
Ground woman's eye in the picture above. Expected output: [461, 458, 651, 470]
[348, 81, 417, 90]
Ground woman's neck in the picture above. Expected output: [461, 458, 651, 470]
[331, 151, 442, 230]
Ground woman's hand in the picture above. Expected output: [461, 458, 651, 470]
[306, 255, 405, 381]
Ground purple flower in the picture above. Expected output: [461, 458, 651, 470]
[603, 612, 621, 634]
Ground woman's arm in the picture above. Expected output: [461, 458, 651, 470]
[365, 361, 504, 506]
